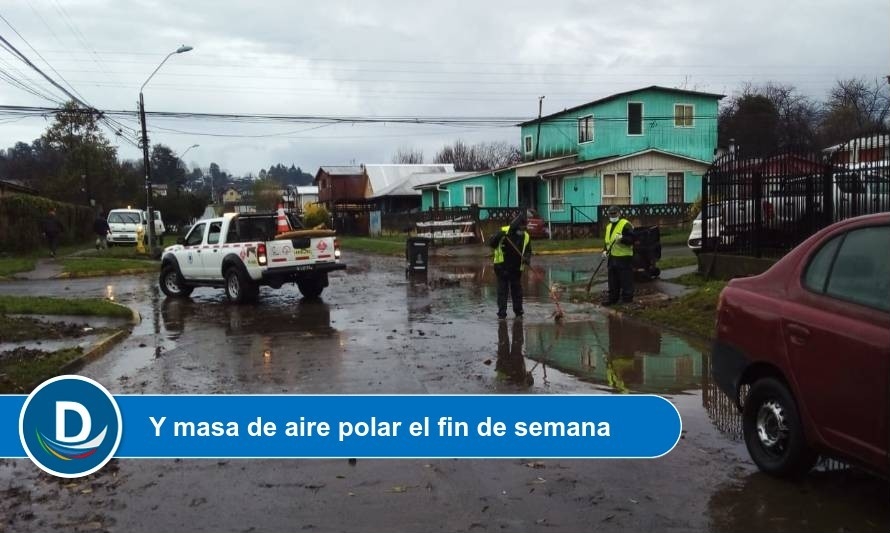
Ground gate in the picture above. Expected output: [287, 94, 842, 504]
[702, 134, 889, 257]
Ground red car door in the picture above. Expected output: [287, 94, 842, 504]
[783, 224, 890, 471]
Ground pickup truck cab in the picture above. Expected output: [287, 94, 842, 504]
[159, 212, 345, 303]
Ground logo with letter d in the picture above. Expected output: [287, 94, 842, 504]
[19, 376, 122, 478]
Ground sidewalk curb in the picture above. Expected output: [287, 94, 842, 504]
[20, 303, 140, 392]
[57, 328, 130, 375]
[55, 267, 157, 279]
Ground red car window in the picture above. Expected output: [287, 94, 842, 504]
[824, 226, 890, 312]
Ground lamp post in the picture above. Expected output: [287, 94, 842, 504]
[180, 143, 199, 160]
[140, 44, 193, 256]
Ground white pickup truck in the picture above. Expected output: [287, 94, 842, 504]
[159, 212, 345, 303]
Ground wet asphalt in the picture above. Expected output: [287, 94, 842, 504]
[0, 251, 888, 532]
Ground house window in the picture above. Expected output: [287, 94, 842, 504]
[668, 173, 685, 203]
[524, 135, 533, 154]
[578, 115, 594, 143]
[674, 104, 694, 127]
[602, 173, 631, 205]
[627, 102, 643, 135]
[549, 177, 564, 211]
[465, 185, 483, 206]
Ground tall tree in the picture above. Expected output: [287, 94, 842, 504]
[40, 101, 118, 207]
[719, 82, 823, 155]
[820, 77, 890, 145]
[150, 144, 186, 188]
[252, 178, 281, 211]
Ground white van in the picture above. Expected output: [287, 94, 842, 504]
[107, 208, 165, 246]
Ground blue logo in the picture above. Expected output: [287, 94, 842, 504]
[19, 376, 122, 478]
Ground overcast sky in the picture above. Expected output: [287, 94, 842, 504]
[0, 0, 887, 176]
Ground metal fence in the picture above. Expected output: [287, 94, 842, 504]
[702, 134, 890, 257]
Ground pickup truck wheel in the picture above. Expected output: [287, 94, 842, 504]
[159, 265, 193, 298]
[742, 378, 816, 477]
[225, 267, 258, 304]
[297, 278, 324, 300]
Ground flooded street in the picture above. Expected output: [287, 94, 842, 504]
[1, 251, 887, 532]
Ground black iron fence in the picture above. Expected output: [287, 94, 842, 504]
[702, 134, 890, 257]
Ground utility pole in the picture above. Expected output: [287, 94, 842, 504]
[139, 92, 156, 254]
[534, 96, 545, 161]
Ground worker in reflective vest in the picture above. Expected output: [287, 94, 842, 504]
[489, 214, 532, 319]
[602, 205, 635, 305]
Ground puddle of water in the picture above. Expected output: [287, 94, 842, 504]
[521, 313, 705, 394]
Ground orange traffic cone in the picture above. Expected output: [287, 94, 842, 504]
[275, 203, 289, 235]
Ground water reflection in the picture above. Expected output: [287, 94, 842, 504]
[161, 297, 337, 337]
[524, 314, 703, 394]
[496, 320, 533, 388]
[406, 271, 433, 320]
[708, 470, 890, 532]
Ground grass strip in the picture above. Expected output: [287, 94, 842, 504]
[0, 295, 132, 318]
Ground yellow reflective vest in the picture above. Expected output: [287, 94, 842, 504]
[605, 219, 633, 257]
[493, 225, 530, 270]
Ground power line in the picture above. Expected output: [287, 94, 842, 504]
[0, 13, 91, 104]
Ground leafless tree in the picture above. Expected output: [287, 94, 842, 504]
[391, 146, 424, 164]
[820, 77, 890, 145]
[718, 82, 820, 155]
[433, 140, 521, 171]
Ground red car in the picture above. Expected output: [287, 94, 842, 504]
[525, 209, 549, 239]
[712, 213, 889, 478]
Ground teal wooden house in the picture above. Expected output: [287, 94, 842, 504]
[417, 86, 723, 224]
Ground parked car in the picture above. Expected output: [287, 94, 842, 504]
[525, 209, 549, 239]
[712, 213, 889, 478]
[687, 204, 725, 254]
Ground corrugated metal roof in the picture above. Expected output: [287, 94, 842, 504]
[364, 164, 455, 195]
[318, 166, 364, 176]
[373, 171, 474, 197]
[823, 133, 890, 153]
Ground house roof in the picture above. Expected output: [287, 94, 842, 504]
[365, 171, 471, 196]
[0, 178, 38, 194]
[823, 133, 890, 153]
[364, 164, 455, 195]
[295, 186, 318, 195]
[538, 149, 711, 177]
[317, 165, 364, 176]
[413, 155, 577, 189]
[518, 85, 726, 127]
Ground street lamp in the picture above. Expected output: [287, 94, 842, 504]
[140, 44, 193, 256]
[180, 143, 199, 160]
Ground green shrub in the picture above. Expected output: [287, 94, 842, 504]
[0, 194, 94, 252]
[302, 204, 330, 228]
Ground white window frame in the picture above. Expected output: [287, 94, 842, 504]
[464, 185, 484, 206]
[578, 115, 594, 144]
[627, 102, 644, 136]
[674, 103, 694, 128]
[602, 172, 632, 205]
[549, 177, 565, 212]
[524, 135, 533, 154]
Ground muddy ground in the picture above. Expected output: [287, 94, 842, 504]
[0, 251, 887, 533]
